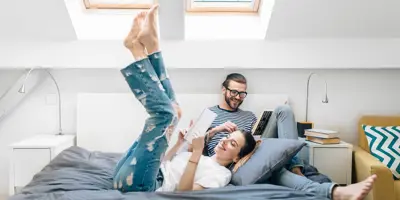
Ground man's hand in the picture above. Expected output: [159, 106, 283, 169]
[291, 167, 305, 176]
[206, 121, 238, 141]
[215, 121, 238, 133]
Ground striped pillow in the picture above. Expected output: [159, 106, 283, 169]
[363, 125, 400, 180]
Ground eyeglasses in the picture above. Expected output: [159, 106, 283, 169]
[226, 87, 247, 99]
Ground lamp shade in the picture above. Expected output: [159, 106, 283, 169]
[18, 85, 26, 93]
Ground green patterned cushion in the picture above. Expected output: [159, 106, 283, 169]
[362, 125, 400, 180]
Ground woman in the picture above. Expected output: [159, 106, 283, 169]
[112, 5, 257, 193]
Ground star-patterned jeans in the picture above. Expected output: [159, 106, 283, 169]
[113, 51, 179, 192]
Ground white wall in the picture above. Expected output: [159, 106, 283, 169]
[2, 39, 400, 69]
[1, 68, 400, 197]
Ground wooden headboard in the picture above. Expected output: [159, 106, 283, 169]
[76, 93, 288, 153]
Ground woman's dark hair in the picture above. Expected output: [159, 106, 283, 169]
[238, 130, 257, 159]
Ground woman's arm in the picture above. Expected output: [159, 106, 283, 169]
[163, 129, 186, 162]
[176, 151, 202, 191]
[176, 136, 205, 191]
[163, 142, 183, 162]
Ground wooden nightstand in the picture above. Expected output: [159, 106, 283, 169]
[298, 137, 353, 185]
[9, 134, 75, 195]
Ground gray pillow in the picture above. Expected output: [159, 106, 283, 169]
[230, 138, 306, 186]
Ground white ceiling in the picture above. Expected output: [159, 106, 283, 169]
[0, 0, 76, 41]
[266, 0, 400, 39]
[0, 0, 399, 41]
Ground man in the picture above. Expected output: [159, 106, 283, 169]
[204, 73, 305, 176]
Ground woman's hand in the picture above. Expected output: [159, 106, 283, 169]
[192, 136, 205, 154]
[177, 129, 186, 145]
[177, 120, 194, 146]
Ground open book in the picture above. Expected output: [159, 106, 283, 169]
[184, 108, 218, 144]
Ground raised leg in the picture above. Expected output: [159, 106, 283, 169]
[261, 105, 298, 139]
[113, 6, 180, 192]
[148, 52, 177, 104]
[261, 105, 304, 170]
[113, 57, 178, 192]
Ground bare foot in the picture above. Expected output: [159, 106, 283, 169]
[124, 12, 147, 60]
[333, 175, 377, 200]
[138, 4, 160, 54]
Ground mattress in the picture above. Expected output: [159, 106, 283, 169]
[9, 146, 329, 200]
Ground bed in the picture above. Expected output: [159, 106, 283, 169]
[8, 93, 330, 200]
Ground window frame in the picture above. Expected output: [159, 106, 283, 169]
[186, 0, 261, 13]
[83, 0, 158, 9]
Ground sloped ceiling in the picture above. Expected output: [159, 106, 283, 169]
[266, 0, 400, 39]
[1, 0, 399, 41]
[0, 0, 77, 41]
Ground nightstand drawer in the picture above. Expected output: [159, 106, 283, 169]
[13, 148, 51, 186]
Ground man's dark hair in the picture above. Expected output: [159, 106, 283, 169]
[222, 73, 247, 88]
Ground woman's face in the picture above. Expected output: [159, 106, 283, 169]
[214, 131, 246, 162]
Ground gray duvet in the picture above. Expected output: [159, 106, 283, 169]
[9, 146, 328, 200]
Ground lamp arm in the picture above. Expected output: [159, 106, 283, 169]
[43, 69, 62, 135]
[306, 72, 329, 122]
[20, 67, 63, 135]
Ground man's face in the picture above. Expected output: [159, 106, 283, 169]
[223, 81, 247, 110]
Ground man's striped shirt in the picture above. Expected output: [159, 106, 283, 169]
[206, 105, 257, 156]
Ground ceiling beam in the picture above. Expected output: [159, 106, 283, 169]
[157, 0, 185, 40]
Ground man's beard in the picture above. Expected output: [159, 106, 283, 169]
[224, 94, 243, 110]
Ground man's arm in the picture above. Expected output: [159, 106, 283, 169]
[205, 127, 220, 143]
[206, 121, 237, 142]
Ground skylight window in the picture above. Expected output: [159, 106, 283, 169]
[83, 0, 156, 9]
[186, 0, 260, 13]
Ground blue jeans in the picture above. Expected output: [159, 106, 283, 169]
[113, 51, 179, 192]
[261, 105, 304, 170]
[269, 168, 335, 199]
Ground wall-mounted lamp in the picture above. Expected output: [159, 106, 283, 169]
[306, 72, 329, 122]
[18, 67, 63, 135]
[297, 72, 329, 137]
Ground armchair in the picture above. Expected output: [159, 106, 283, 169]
[353, 115, 400, 200]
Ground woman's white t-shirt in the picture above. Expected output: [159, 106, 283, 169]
[156, 152, 232, 192]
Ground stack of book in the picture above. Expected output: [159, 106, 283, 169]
[304, 129, 340, 144]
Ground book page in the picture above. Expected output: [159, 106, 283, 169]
[184, 108, 217, 144]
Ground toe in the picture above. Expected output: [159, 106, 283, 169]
[148, 4, 159, 15]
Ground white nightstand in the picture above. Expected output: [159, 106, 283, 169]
[298, 137, 353, 185]
[9, 134, 75, 195]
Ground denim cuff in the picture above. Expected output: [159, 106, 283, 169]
[148, 51, 162, 59]
[288, 155, 305, 170]
[120, 58, 151, 77]
[329, 183, 339, 199]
